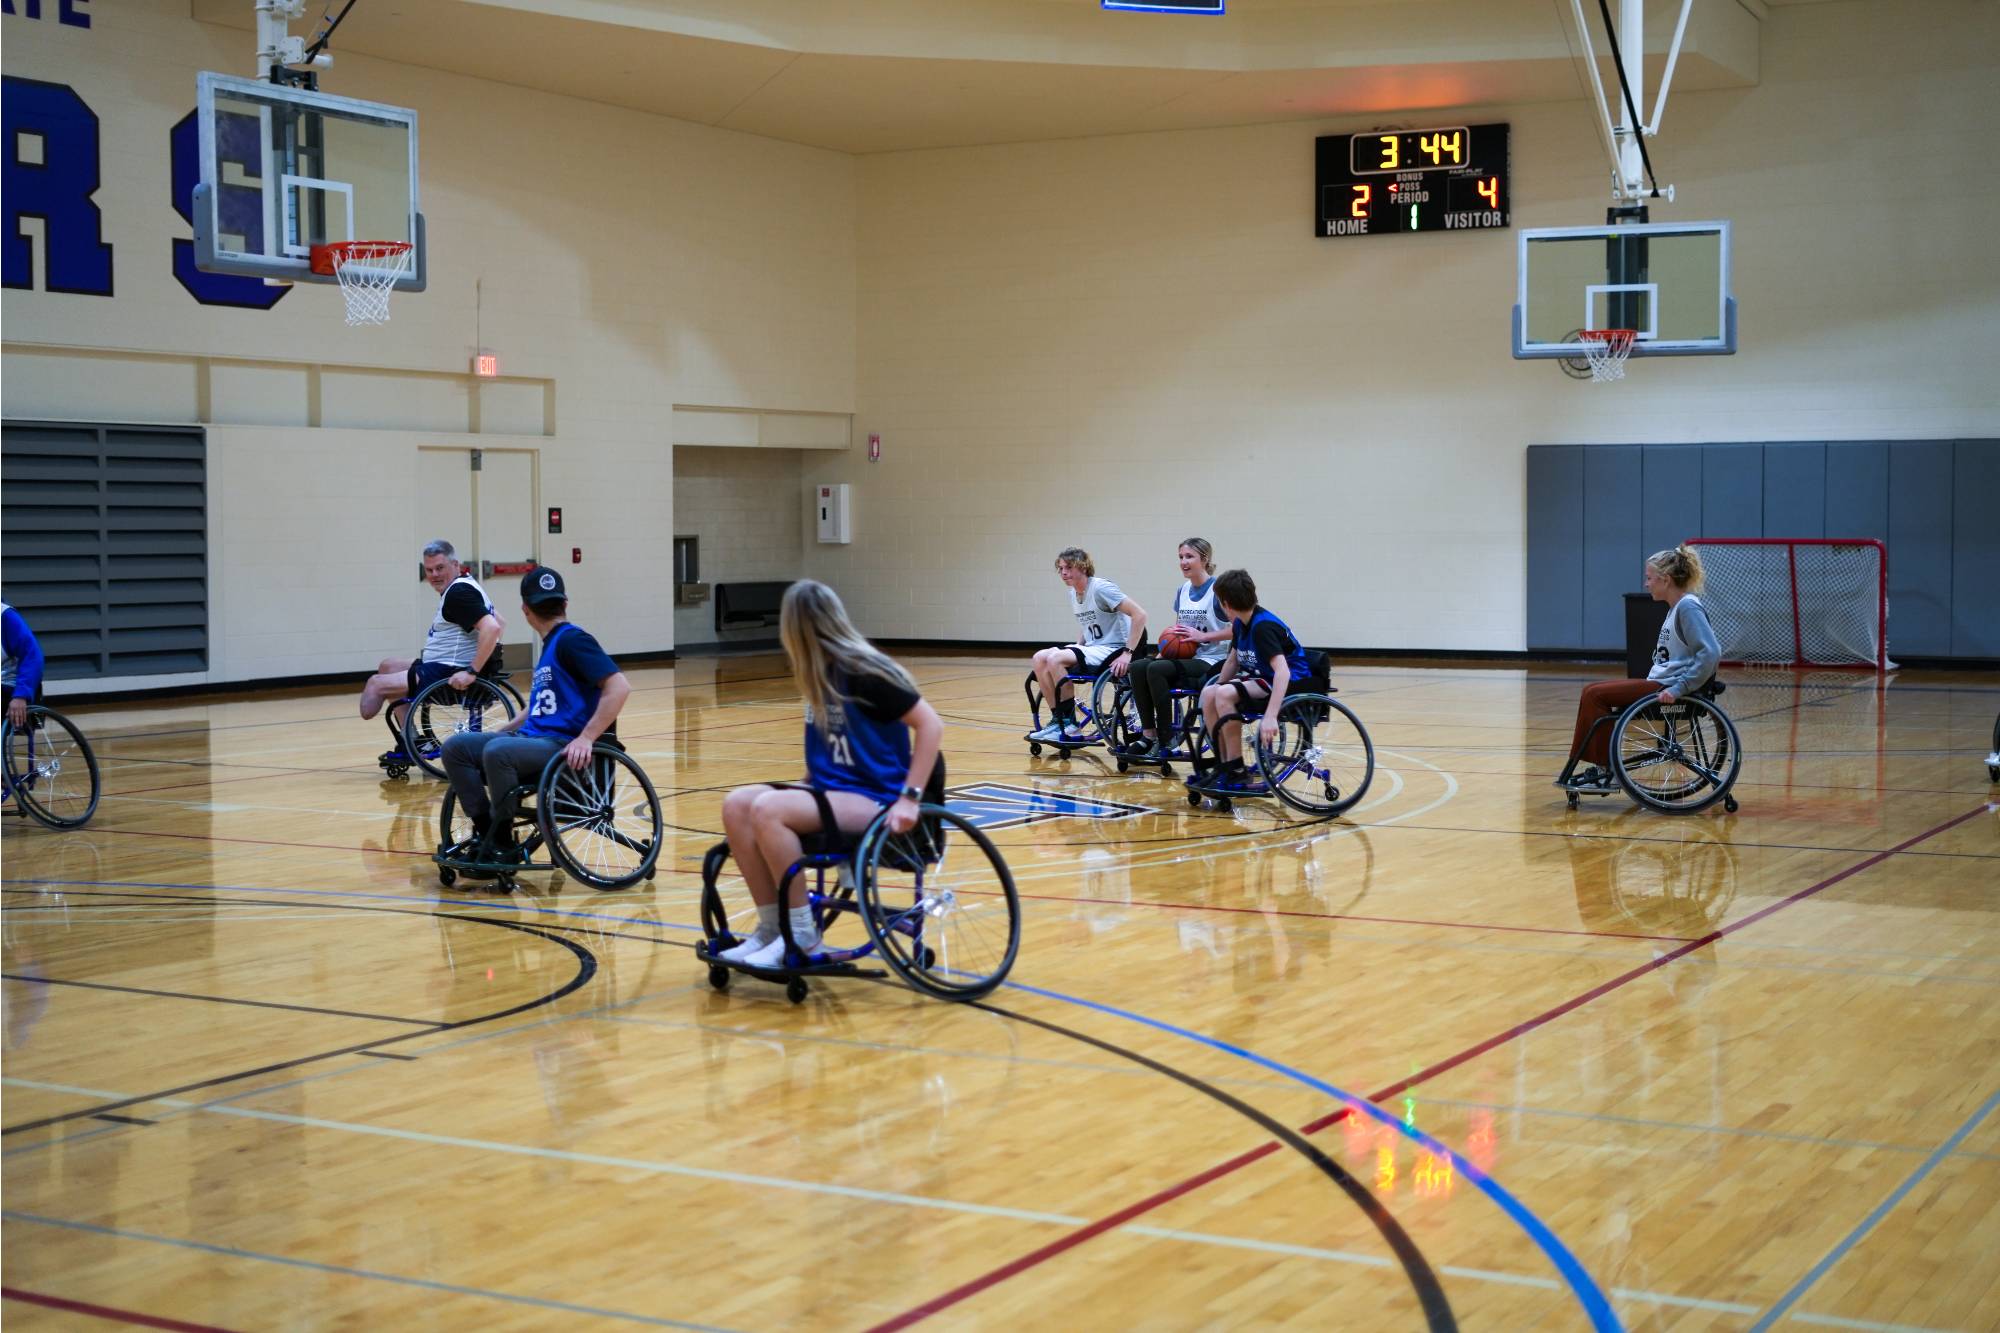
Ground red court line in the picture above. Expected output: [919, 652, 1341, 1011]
[870, 799, 1994, 1330]
[1, 1287, 242, 1333]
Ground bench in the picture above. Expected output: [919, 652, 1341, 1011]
[714, 581, 793, 632]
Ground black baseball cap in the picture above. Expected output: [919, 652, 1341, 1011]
[520, 566, 566, 606]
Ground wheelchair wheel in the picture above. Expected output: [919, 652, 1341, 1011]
[1987, 711, 1999, 783]
[1610, 693, 1742, 815]
[403, 676, 523, 780]
[436, 787, 541, 869]
[1092, 671, 1144, 760]
[1252, 693, 1374, 818]
[3, 705, 101, 830]
[857, 805, 1019, 1001]
[537, 745, 663, 889]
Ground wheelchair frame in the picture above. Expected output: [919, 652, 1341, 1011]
[1557, 678, 1742, 815]
[382, 670, 524, 780]
[696, 783, 1021, 1005]
[2, 703, 101, 830]
[434, 740, 663, 891]
[1024, 668, 1111, 755]
[1182, 686, 1376, 818]
[1100, 657, 1215, 777]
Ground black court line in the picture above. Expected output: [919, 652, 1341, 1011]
[90, 1114, 155, 1126]
[360, 1050, 419, 1061]
[0, 973, 439, 1026]
[1, 908, 597, 1136]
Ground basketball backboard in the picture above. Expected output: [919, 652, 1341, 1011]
[192, 72, 424, 290]
[1513, 220, 1732, 359]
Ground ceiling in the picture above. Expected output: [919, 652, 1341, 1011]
[190, 0, 1777, 154]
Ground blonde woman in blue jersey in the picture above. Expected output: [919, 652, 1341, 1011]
[718, 580, 944, 970]
[1028, 547, 1149, 743]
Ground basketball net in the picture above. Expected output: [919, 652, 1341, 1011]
[1579, 329, 1636, 382]
[312, 241, 414, 326]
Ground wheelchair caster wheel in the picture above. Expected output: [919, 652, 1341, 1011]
[1214, 797, 1232, 813]
[384, 764, 409, 780]
[1029, 742, 1043, 756]
[1116, 758, 1129, 773]
[786, 979, 808, 1005]
[1187, 791, 1203, 808]
[1566, 793, 1579, 810]
[1723, 794, 1739, 813]
[438, 867, 457, 887]
[919, 945, 936, 970]
[708, 965, 730, 991]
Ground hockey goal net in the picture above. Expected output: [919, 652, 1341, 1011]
[1687, 538, 1889, 669]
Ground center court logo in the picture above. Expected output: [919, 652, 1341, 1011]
[944, 782, 1154, 832]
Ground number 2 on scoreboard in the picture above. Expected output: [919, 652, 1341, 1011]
[1350, 184, 1371, 218]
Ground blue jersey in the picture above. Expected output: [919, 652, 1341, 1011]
[519, 622, 616, 740]
[804, 674, 915, 802]
[1231, 608, 1309, 684]
[1, 604, 44, 701]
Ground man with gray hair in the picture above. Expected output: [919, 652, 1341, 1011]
[361, 539, 503, 772]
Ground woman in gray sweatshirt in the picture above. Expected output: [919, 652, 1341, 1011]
[1561, 545, 1722, 790]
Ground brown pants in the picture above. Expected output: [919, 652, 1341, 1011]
[1568, 679, 1662, 767]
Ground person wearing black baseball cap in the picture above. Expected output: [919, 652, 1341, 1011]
[437, 565, 630, 874]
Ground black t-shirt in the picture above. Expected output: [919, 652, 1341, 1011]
[441, 582, 488, 632]
[553, 627, 620, 686]
[1249, 619, 1293, 669]
[843, 670, 920, 723]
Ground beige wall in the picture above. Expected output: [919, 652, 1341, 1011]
[670, 446, 807, 648]
[809, 1, 2000, 651]
[1, 1, 856, 689]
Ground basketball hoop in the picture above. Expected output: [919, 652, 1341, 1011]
[310, 241, 414, 326]
[1578, 328, 1637, 382]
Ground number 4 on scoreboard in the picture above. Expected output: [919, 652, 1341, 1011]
[1420, 129, 1465, 165]
[1477, 176, 1499, 209]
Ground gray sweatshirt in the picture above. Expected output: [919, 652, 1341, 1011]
[1648, 594, 1720, 696]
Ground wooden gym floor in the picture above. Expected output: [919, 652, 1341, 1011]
[3, 655, 1997, 1331]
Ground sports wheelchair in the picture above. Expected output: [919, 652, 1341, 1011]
[1556, 678, 1742, 815]
[1181, 680, 1376, 818]
[433, 739, 663, 891]
[1098, 656, 1219, 777]
[2, 703, 100, 830]
[1984, 710, 1998, 783]
[382, 670, 525, 780]
[695, 762, 1022, 1005]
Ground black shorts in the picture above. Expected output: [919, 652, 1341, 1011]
[1226, 678, 1272, 711]
[1050, 644, 1119, 678]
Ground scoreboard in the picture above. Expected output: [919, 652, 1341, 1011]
[1314, 123, 1511, 238]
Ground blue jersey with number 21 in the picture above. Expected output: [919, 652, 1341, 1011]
[805, 685, 911, 802]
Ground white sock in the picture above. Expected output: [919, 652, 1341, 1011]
[717, 904, 781, 961]
[787, 905, 819, 950]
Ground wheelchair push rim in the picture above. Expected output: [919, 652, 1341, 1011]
[1253, 693, 1374, 818]
[1610, 693, 1742, 815]
[538, 745, 663, 889]
[857, 805, 1020, 1000]
[403, 676, 523, 780]
[3, 705, 101, 830]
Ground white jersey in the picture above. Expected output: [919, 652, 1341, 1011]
[420, 575, 494, 668]
[1173, 578, 1231, 665]
[1066, 577, 1131, 650]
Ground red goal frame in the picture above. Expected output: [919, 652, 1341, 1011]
[1685, 537, 1889, 670]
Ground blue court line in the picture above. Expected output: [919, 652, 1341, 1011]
[996, 978, 1623, 1331]
[5, 878, 707, 933]
[1746, 1083, 2000, 1332]
[1, 1210, 735, 1330]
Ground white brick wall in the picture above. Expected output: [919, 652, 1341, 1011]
[671, 446, 807, 648]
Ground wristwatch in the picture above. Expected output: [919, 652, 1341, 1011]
[901, 785, 923, 801]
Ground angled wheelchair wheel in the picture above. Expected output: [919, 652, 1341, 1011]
[856, 805, 1019, 1001]
[1253, 693, 1374, 818]
[1092, 671, 1144, 759]
[537, 745, 663, 889]
[1987, 711, 1999, 783]
[403, 676, 522, 780]
[1611, 694, 1742, 815]
[3, 705, 100, 830]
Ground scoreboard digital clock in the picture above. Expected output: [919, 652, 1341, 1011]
[1314, 123, 1511, 238]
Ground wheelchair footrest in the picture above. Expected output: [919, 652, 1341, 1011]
[695, 940, 884, 982]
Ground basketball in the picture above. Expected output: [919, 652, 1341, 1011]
[1158, 624, 1199, 660]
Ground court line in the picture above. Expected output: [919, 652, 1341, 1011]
[0, 915, 598, 1136]
[0, 1214, 734, 1331]
[0, 1285, 240, 1333]
[0, 972, 437, 1026]
[875, 799, 1995, 1329]
[1746, 1083, 2000, 1332]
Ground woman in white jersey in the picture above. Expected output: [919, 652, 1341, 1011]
[1121, 537, 1231, 762]
[1027, 547, 1148, 744]
[1561, 545, 1722, 792]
